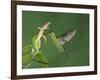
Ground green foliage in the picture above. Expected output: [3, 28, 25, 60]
[23, 30, 48, 68]
[23, 31, 69, 68]
[31, 34, 48, 67]
[42, 35, 47, 43]
[23, 32, 68, 68]
[34, 39, 41, 51]
[33, 50, 48, 67]
[23, 44, 32, 50]
[22, 52, 32, 68]
[32, 35, 41, 55]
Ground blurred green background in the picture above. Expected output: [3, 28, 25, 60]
[22, 11, 89, 68]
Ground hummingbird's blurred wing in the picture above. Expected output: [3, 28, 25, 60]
[58, 30, 76, 45]
[49, 32, 65, 53]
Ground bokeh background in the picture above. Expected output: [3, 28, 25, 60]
[22, 11, 89, 68]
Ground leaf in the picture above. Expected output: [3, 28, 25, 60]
[32, 35, 41, 50]
[23, 44, 32, 50]
[49, 32, 65, 53]
[33, 50, 48, 67]
[35, 39, 41, 50]
[22, 53, 32, 68]
[32, 35, 37, 47]
[42, 35, 47, 43]
[23, 48, 30, 53]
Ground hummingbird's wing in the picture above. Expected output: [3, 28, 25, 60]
[58, 30, 76, 45]
[49, 32, 65, 53]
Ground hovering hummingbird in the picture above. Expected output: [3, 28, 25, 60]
[49, 29, 76, 58]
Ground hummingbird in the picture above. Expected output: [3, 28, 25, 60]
[49, 28, 76, 57]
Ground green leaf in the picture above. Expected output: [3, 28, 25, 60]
[32, 35, 37, 47]
[23, 44, 32, 50]
[49, 32, 65, 53]
[32, 35, 41, 50]
[35, 39, 41, 50]
[33, 50, 48, 67]
[22, 48, 30, 53]
[42, 35, 47, 43]
[22, 53, 32, 68]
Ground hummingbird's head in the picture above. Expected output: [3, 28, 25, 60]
[63, 29, 76, 41]
[59, 29, 77, 45]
